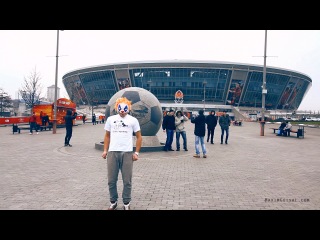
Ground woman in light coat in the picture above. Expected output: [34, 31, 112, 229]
[175, 110, 189, 151]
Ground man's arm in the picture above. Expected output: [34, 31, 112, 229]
[175, 117, 181, 126]
[191, 115, 197, 123]
[133, 130, 142, 161]
[102, 131, 110, 159]
[134, 130, 142, 153]
[162, 116, 167, 130]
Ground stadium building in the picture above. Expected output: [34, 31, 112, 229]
[62, 60, 312, 118]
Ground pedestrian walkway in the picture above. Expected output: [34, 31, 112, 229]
[0, 120, 319, 210]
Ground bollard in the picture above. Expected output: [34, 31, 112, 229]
[260, 121, 265, 136]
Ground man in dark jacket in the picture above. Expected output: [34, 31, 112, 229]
[205, 110, 217, 144]
[219, 110, 231, 144]
[162, 109, 176, 151]
[277, 121, 286, 136]
[191, 109, 207, 158]
[64, 109, 77, 147]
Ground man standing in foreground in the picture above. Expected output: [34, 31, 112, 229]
[102, 97, 142, 210]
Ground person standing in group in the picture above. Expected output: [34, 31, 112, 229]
[219, 110, 231, 144]
[82, 114, 86, 124]
[29, 112, 39, 135]
[40, 111, 45, 126]
[43, 113, 49, 126]
[92, 113, 96, 125]
[205, 110, 217, 144]
[102, 97, 142, 210]
[64, 109, 77, 147]
[191, 109, 207, 158]
[162, 109, 176, 151]
[175, 110, 188, 151]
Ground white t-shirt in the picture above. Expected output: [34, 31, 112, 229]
[104, 114, 141, 152]
[284, 122, 292, 130]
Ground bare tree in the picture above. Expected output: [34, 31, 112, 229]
[19, 67, 43, 110]
[0, 88, 13, 116]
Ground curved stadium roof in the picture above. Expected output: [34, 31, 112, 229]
[62, 60, 312, 110]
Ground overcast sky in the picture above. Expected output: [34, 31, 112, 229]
[0, 30, 319, 111]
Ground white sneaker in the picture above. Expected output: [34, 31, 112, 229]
[108, 201, 118, 210]
[36, 132, 39, 134]
[123, 202, 131, 210]
[29, 133, 33, 135]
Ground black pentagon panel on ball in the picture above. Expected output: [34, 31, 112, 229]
[122, 91, 141, 104]
[132, 104, 149, 117]
[150, 106, 163, 125]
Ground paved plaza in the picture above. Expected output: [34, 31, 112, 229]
[0, 120, 319, 210]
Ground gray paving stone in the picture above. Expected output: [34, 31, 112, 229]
[1, 121, 319, 210]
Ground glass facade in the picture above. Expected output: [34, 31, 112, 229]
[62, 61, 312, 110]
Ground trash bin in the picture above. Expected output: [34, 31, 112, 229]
[12, 124, 20, 134]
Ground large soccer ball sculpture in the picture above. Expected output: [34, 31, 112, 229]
[105, 87, 163, 136]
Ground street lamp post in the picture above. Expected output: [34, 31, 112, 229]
[53, 30, 61, 134]
[260, 30, 268, 136]
[254, 95, 257, 109]
[203, 81, 207, 111]
[148, 79, 152, 92]
[91, 105, 94, 118]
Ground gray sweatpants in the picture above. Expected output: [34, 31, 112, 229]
[107, 151, 133, 204]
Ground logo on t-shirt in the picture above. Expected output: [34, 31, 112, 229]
[113, 119, 129, 130]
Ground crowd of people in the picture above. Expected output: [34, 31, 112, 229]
[162, 109, 232, 158]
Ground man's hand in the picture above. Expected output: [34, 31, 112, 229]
[132, 153, 139, 161]
[102, 151, 107, 159]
